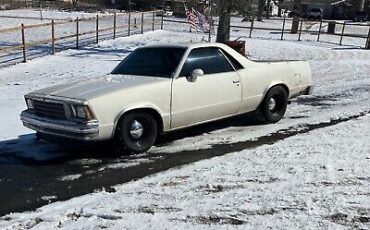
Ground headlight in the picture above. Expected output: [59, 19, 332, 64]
[70, 104, 95, 120]
[26, 99, 34, 109]
[76, 106, 86, 118]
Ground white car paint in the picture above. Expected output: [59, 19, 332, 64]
[20, 43, 312, 141]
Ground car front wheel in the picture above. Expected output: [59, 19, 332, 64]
[255, 86, 288, 124]
[116, 112, 158, 154]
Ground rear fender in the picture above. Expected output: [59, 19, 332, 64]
[263, 82, 290, 98]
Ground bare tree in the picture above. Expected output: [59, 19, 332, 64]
[290, 0, 301, 33]
[216, 0, 233, 42]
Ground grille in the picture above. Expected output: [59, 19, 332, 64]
[33, 100, 66, 119]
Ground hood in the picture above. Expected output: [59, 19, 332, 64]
[30, 75, 168, 100]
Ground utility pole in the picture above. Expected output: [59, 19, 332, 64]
[208, 0, 214, 42]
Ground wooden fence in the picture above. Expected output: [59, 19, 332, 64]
[0, 10, 164, 64]
[164, 16, 370, 49]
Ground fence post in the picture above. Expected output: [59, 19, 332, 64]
[161, 10, 164, 30]
[365, 27, 370, 49]
[96, 15, 99, 43]
[51, 20, 55, 55]
[152, 12, 155, 31]
[76, 17, 79, 49]
[281, 14, 286, 40]
[339, 22, 346, 45]
[128, 13, 131, 36]
[141, 12, 144, 34]
[317, 19, 323, 42]
[298, 18, 303, 41]
[113, 12, 116, 39]
[249, 17, 254, 38]
[21, 23, 26, 63]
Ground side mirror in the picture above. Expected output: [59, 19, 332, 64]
[187, 69, 204, 82]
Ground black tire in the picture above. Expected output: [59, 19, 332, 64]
[116, 112, 158, 154]
[255, 86, 288, 124]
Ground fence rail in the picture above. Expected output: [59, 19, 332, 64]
[0, 10, 164, 65]
[164, 17, 370, 49]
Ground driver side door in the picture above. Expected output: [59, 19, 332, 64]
[170, 47, 242, 129]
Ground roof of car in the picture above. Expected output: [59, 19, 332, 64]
[142, 43, 228, 50]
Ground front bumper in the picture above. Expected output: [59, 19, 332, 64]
[20, 110, 99, 141]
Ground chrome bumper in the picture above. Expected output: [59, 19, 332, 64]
[20, 110, 99, 141]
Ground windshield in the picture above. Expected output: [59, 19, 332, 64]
[111, 47, 186, 78]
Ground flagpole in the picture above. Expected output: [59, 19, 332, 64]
[208, 0, 213, 42]
[194, 7, 198, 42]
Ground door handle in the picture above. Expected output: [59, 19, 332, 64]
[233, 80, 240, 84]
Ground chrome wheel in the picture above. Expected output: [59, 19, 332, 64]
[268, 98, 277, 111]
[117, 112, 158, 154]
[129, 120, 144, 139]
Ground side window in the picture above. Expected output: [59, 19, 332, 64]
[180, 47, 235, 76]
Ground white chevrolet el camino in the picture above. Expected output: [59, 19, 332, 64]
[21, 43, 312, 153]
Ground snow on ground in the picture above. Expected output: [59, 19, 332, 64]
[1, 113, 369, 229]
[0, 9, 106, 28]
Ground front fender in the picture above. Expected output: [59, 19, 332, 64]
[112, 103, 167, 137]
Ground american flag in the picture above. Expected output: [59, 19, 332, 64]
[184, 4, 198, 30]
[194, 9, 210, 32]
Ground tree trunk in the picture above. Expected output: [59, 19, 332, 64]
[257, 0, 264, 21]
[266, 0, 271, 19]
[216, 0, 232, 42]
[290, 0, 301, 34]
[291, 16, 300, 33]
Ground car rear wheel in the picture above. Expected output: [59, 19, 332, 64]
[255, 86, 288, 124]
[116, 112, 158, 154]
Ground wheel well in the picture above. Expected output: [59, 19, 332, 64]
[268, 84, 289, 97]
[115, 108, 164, 136]
[257, 84, 289, 109]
